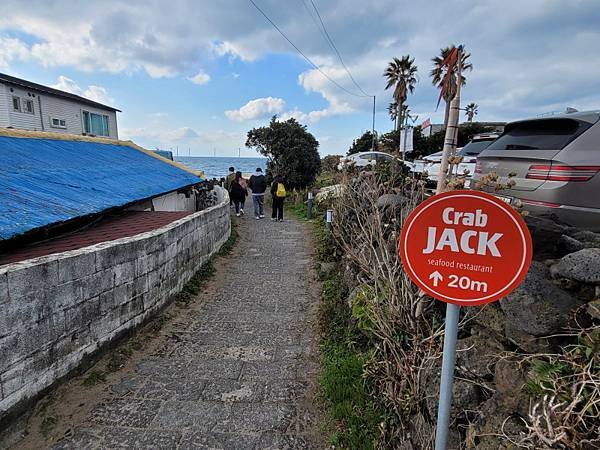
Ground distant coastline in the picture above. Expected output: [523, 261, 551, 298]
[175, 156, 267, 179]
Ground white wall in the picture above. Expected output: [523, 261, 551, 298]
[151, 190, 197, 212]
[0, 190, 231, 422]
[0, 81, 118, 139]
[0, 84, 9, 128]
[6, 85, 42, 131]
[41, 96, 118, 139]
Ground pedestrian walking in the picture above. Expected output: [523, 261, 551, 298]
[229, 171, 248, 217]
[248, 167, 267, 219]
[224, 166, 235, 207]
[270, 175, 286, 222]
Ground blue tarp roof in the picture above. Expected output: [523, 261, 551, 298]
[0, 136, 202, 240]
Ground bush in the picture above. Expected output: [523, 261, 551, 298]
[246, 116, 321, 189]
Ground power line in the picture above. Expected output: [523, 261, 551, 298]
[248, 0, 370, 98]
[300, 0, 331, 54]
[307, 0, 373, 97]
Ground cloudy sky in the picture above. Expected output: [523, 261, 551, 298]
[1, 0, 599, 156]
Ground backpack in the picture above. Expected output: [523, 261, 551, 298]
[276, 182, 286, 198]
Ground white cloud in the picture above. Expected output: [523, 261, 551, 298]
[163, 127, 200, 141]
[2, 0, 600, 151]
[51, 75, 82, 95]
[82, 85, 113, 105]
[120, 125, 250, 156]
[225, 97, 286, 122]
[187, 71, 210, 85]
[0, 37, 30, 69]
[51, 75, 114, 105]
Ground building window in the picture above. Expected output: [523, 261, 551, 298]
[82, 110, 109, 137]
[51, 117, 67, 129]
[12, 96, 21, 112]
[24, 99, 34, 114]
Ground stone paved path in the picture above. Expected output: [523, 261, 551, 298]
[53, 213, 322, 449]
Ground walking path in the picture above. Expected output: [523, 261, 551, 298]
[46, 213, 322, 449]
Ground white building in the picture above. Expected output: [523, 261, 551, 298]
[0, 73, 120, 139]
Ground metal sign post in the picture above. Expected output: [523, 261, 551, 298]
[326, 209, 333, 230]
[399, 190, 533, 450]
[434, 303, 460, 450]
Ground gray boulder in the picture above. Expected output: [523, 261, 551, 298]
[505, 321, 552, 353]
[456, 334, 503, 378]
[554, 248, 600, 284]
[586, 299, 600, 320]
[566, 229, 600, 248]
[500, 262, 582, 336]
[376, 194, 405, 209]
[558, 234, 585, 254]
[318, 262, 337, 278]
[524, 215, 569, 258]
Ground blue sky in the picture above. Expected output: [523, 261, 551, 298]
[1, 0, 599, 156]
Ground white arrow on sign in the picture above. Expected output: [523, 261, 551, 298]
[429, 271, 443, 287]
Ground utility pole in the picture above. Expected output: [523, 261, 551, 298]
[371, 95, 376, 151]
[434, 44, 463, 450]
[402, 113, 409, 161]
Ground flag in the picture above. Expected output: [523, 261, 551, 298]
[420, 118, 431, 130]
[400, 128, 414, 153]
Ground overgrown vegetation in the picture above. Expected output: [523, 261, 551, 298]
[296, 157, 599, 448]
[514, 324, 600, 449]
[292, 195, 385, 449]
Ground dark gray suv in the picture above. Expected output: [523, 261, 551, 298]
[473, 111, 600, 230]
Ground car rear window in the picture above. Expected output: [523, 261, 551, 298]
[458, 140, 494, 156]
[486, 118, 593, 151]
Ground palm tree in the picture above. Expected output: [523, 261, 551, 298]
[387, 102, 398, 129]
[430, 45, 472, 128]
[383, 55, 418, 125]
[465, 102, 478, 122]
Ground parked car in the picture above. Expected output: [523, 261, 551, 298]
[473, 111, 600, 230]
[413, 133, 499, 186]
[337, 151, 395, 170]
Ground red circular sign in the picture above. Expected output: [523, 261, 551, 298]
[399, 190, 532, 306]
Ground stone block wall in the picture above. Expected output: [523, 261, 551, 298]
[0, 187, 230, 422]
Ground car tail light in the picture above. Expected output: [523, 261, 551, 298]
[526, 165, 600, 181]
[521, 199, 561, 208]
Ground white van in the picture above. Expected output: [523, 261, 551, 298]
[337, 151, 395, 170]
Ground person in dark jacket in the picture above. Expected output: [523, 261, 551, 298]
[229, 171, 248, 217]
[270, 175, 286, 222]
[248, 167, 267, 219]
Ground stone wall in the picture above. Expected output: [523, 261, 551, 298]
[0, 187, 230, 423]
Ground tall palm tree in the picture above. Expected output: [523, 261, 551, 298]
[430, 45, 472, 128]
[387, 102, 398, 129]
[384, 55, 418, 125]
[465, 102, 478, 122]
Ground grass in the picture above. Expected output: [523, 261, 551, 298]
[302, 200, 383, 449]
[40, 416, 58, 438]
[82, 370, 106, 387]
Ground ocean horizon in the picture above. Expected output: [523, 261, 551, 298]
[175, 156, 268, 179]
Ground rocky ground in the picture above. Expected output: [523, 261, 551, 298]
[10, 212, 324, 450]
[424, 215, 600, 448]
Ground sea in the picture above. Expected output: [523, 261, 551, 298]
[175, 156, 268, 180]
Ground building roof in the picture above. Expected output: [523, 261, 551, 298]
[0, 72, 121, 112]
[0, 131, 203, 241]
